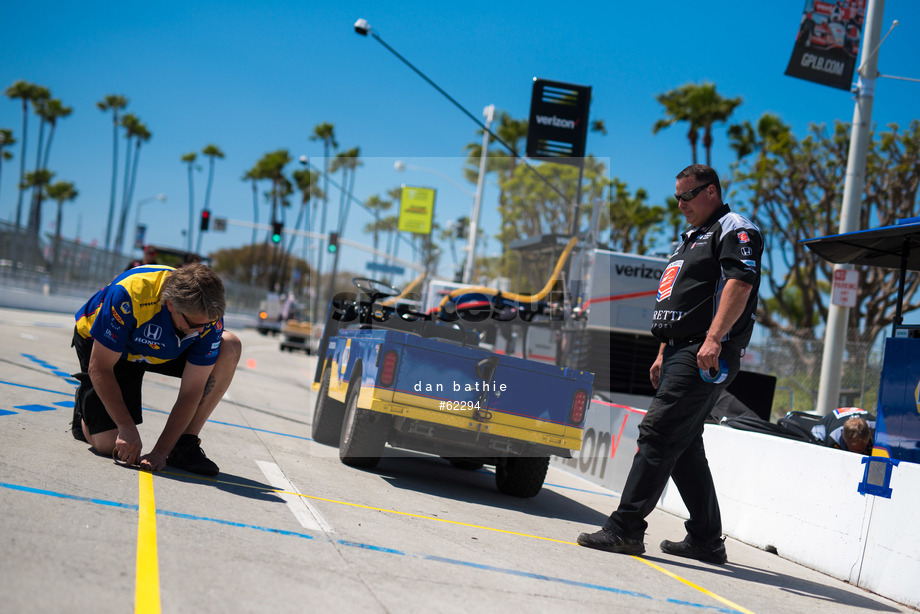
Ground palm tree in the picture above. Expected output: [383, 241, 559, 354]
[653, 85, 700, 164]
[309, 123, 338, 241]
[241, 165, 261, 283]
[653, 83, 742, 166]
[5, 80, 44, 228]
[97, 94, 129, 250]
[0, 128, 15, 201]
[181, 152, 198, 252]
[330, 147, 362, 236]
[363, 194, 392, 263]
[251, 149, 292, 290]
[689, 83, 742, 166]
[115, 116, 151, 253]
[463, 110, 528, 185]
[309, 123, 337, 320]
[291, 166, 323, 253]
[27, 96, 71, 234]
[284, 167, 323, 290]
[21, 169, 54, 235]
[40, 99, 72, 171]
[117, 121, 151, 252]
[197, 144, 225, 253]
[45, 180, 78, 271]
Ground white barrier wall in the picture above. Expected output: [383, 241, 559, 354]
[554, 401, 920, 609]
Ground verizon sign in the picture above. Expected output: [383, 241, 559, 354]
[526, 78, 591, 166]
[831, 268, 859, 307]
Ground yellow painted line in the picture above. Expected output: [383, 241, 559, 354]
[630, 556, 755, 614]
[159, 470, 754, 611]
[135, 471, 161, 614]
[161, 471, 571, 544]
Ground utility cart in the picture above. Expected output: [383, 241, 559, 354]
[311, 276, 593, 497]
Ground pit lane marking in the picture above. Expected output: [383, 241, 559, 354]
[135, 471, 162, 614]
[256, 460, 333, 534]
[150, 472, 754, 613]
[2, 479, 752, 613]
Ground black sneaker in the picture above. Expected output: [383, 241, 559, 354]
[577, 528, 645, 555]
[660, 536, 728, 565]
[167, 434, 219, 476]
[71, 391, 87, 442]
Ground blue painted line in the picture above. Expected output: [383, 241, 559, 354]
[53, 370, 72, 378]
[0, 379, 71, 396]
[156, 509, 316, 540]
[336, 540, 406, 555]
[423, 554, 652, 598]
[0, 409, 16, 416]
[543, 481, 618, 498]
[15, 404, 58, 412]
[0, 481, 314, 540]
[667, 598, 741, 613]
[0, 379, 310, 440]
[0, 481, 138, 511]
[147, 408, 313, 441]
[54, 400, 75, 408]
[0, 479, 744, 612]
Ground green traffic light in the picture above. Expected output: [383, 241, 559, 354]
[271, 233, 281, 244]
[328, 244, 337, 253]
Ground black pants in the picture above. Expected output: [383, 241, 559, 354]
[72, 328, 187, 435]
[604, 340, 740, 545]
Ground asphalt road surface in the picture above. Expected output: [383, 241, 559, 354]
[0, 306, 911, 614]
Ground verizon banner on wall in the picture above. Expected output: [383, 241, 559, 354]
[784, 0, 867, 90]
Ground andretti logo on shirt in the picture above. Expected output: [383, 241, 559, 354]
[657, 261, 683, 302]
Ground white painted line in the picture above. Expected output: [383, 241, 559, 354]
[256, 460, 334, 534]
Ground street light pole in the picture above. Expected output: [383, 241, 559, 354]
[132, 193, 167, 250]
[815, 0, 885, 415]
[465, 105, 494, 284]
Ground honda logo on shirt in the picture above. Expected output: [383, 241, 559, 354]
[144, 324, 163, 341]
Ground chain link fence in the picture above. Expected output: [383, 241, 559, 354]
[0, 221, 264, 313]
[742, 326, 884, 420]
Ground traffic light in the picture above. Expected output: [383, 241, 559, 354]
[456, 216, 469, 239]
[328, 232, 339, 254]
[271, 221, 283, 244]
[199, 209, 211, 231]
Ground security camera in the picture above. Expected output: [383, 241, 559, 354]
[354, 18, 370, 36]
[299, 155, 308, 165]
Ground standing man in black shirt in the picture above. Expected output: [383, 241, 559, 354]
[577, 164, 763, 564]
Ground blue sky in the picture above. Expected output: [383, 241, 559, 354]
[2, 1, 919, 283]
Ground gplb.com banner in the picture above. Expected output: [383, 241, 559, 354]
[784, 0, 867, 90]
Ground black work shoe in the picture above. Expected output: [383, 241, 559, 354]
[167, 434, 219, 476]
[71, 392, 87, 442]
[660, 536, 728, 565]
[577, 528, 645, 555]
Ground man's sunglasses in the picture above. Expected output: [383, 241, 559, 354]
[179, 312, 215, 329]
[675, 181, 713, 202]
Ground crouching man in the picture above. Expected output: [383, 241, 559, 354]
[71, 262, 242, 475]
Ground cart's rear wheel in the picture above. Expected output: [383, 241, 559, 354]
[495, 456, 549, 498]
[339, 370, 390, 468]
[312, 363, 345, 446]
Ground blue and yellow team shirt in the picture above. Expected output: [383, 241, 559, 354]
[75, 265, 223, 366]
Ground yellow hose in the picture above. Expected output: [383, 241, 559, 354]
[381, 272, 426, 306]
[437, 235, 578, 310]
